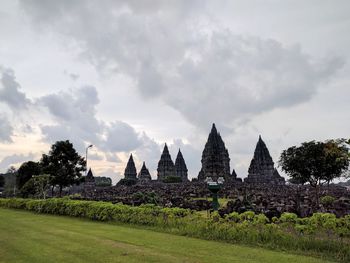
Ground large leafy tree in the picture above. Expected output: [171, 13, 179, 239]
[17, 161, 42, 189]
[279, 140, 349, 205]
[41, 140, 86, 196]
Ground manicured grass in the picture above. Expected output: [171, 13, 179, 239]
[0, 208, 335, 263]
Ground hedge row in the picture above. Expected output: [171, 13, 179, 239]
[1, 198, 349, 262]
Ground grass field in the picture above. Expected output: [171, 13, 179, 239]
[0, 208, 336, 263]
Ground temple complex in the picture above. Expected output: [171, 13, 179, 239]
[138, 162, 152, 183]
[175, 149, 188, 182]
[157, 144, 176, 181]
[244, 136, 285, 185]
[124, 154, 137, 181]
[198, 123, 233, 182]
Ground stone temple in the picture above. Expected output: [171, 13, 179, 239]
[157, 144, 176, 181]
[198, 123, 235, 182]
[84, 168, 96, 188]
[244, 136, 285, 185]
[138, 162, 152, 183]
[124, 154, 137, 181]
[175, 149, 188, 182]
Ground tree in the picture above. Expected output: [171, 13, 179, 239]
[279, 140, 349, 205]
[0, 175, 4, 188]
[21, 174, 51, 199]
[41, 140, 86, 196]
[17, 161, 42, 189]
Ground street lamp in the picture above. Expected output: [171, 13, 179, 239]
[205, 176, 225, 211]
[85, 144, 93, 175]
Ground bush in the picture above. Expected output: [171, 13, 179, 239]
[320, 195, 336, 206]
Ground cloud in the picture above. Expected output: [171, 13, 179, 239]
[38, 85, 159, 161]
[0, 153, 35, 172]
[38, 86, 102, 151]
[0, 115, 13, 142]
[19, 1, 344, 131]
[103, 121, 142, 152]
[0, 66, 31, 111]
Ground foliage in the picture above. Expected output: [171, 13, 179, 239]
[94, 176, 112, 187]
[0, 175, 4, 188]
[163, 176, 182, 183]
[1, 198, 350, 262]
[1, 171, 17, 196]
[41, 140, 86, 196]
[279, 140, 350, 204]
[16, 161, 42, 189]
[320, 195, 336, 206]
[132, 192, 159, 205]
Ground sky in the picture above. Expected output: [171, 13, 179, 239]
[1, 0, 349, 183]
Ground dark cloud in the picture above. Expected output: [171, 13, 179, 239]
[19, 1, 344, 131]
[0, 66, 31, 111]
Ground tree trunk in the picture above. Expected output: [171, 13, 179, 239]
[51, 185, 54, 197]
[59, 185, 63, 197]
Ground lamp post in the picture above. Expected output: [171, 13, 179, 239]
[206, 176, 225, 211]
[85, 144, 93, 175]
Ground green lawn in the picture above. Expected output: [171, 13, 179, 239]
[0, 208, 335, 263]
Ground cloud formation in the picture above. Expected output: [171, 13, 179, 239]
[0, 66, 31, 111]
[0, 153, 35, 171]
[19, 1, 344, 131]
[0, 115, 13, 142]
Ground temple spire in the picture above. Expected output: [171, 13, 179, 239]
[198, 123, 231, 181]
[124, 154, 137, 180]
[175, 149, 188, 182]
[138, 161, 152, 182]
[245, 136, 285, 185]
[157, 143, 176, 181]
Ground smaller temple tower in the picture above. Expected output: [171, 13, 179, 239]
[175, 149, 188, 182]
[84, 168, 96, 188]
[138, 162, 152, 183]
[124, 154, 137, 181]
[157, 144, 176, 181]
[244, 136, 285, 185]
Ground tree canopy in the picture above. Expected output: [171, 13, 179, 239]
[41, 140, 86, 196]
[279, 139, 349, 204]
[17, 161, 41, 189]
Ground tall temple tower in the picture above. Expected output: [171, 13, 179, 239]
[138, 162, 152, 183]
[157, 144, 176, 181]
[124, 154, 137, 181]
[198, 123, 232, 181]
[244, 136, 285, 185]
[175, 149, 188, 182]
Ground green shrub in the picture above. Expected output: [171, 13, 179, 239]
[320, 195, 336, 206]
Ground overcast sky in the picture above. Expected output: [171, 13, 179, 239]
[1, 1, 349, 183]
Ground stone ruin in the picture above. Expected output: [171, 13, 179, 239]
[84, 123, 348, 217]
[175, 149, 188, 182]
[138, 162, 152, 183]
[244, 136, 285, 185]
[84, 168, 96, 188]
[198, 123, 241, 183]
[157, 144, 177, 181]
